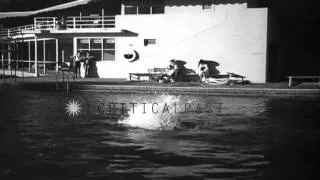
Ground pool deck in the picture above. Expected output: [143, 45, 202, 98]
[1, 70, 320, 97]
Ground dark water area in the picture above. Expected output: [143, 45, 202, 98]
[0, 85, 320, 179]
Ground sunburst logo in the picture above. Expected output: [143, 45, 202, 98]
[65, 99, 82, 117]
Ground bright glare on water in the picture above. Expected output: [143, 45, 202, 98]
[0, 86, 319, 179]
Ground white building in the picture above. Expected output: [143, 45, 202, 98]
[0, 0, 268, 82]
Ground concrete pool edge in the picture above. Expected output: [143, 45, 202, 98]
[1, 82, 320, 97]
[74, 84, 320, 97]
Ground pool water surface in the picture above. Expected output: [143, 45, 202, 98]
[1, 86, 319, 179]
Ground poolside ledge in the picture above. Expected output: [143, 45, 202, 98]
[1, 72, 319, 97]
[74, 84, 320, 97]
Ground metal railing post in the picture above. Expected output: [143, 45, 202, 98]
[56, 39, 59, 72]
[102, 9, 105, 28]
[73, 17, 76, 29]
[1, 53, 4, 82]
[43, 40, 46, 74]
[21, 34, 24, 82]
[53, 18, 56, 29]
[34, 36, 38, 77]
[28, 41, 31, 72]
[34, 18, 37, 30]
[8, 44, 11, 70]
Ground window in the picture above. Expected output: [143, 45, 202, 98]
[91, 50, 102, 61]
[103, 39, 116, 61]
[144, 39, 157, 46]
[76, 37, 115, 61]
[202, 0, 213, 10]
[90, 38, 102, 49]
[125, 6, 138, 14]
[139, 6, 151, 14]
[203, 4, 212, 10]
[152, 6, 165, 14]
[103, 50, 115, 61]
[124, 0, 165, 15]
[77, 38, 89, 50]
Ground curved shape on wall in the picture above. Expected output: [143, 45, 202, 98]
[124, 49, 139, 63]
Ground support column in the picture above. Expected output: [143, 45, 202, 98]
[62, 50, 64, 63]
[43, 40, 46, 74]
[1, 42, 4, 79]
[2, 53, 4, 81]
[28, 41, 31, 72]
[55, 39, 59, 72]
[15, 41, 18, 69]
[121, 4, 125, 15]
[34, 36, 38, 76]
[8, 44, 11, 70]
[102, 9, 104, 28]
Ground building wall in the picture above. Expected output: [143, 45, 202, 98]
[96, 3, 268, 83]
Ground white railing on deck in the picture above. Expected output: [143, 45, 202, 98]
[34, 17, 58, 30]
[0, 28, 7, 38]
[34, 15, 115, 30]
[0, 25, 34, 38]
[66, 16, 116, 29]
[0, 15, 116, 38]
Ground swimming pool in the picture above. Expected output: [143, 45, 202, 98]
[1, 85, 319, 179]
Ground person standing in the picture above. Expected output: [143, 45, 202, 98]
[84, 51, 92, 77]
[198, 59, 210, 82]
[71, 51, 82, 78]
[57, 16, 66, 30]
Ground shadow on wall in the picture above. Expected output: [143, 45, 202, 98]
[169, 59, 198, 82]
[198, 59, 220, 76]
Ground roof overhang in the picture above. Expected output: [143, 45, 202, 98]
[0, 0, 93, 19]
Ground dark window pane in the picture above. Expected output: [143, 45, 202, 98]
[90, 38, 102, 49]
[90, 50, 102, 61]
[139, 6, 151, 14]
[152, 6, 164, 14]
[103, 50, 115, 61]
[103, 38, 115, 49]
[202, 4, 212, 10]
[153, 0, 164, 5]
[124, 0, 138, 6]
[125, 6, 138, 14]
[77, 38, 89, 49]
[139, 0, 152, 6]
[144, 39, 157, 46]
[202, 0, 212, 10]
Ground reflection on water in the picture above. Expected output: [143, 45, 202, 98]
[0, 87, 319, 179]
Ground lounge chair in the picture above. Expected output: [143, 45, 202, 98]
[203, 72, 247, 85]
[129, 67, 167, 81]
[286, 76, 320, 87]
[57, 62, 71, 82]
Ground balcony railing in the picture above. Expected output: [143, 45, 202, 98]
[34, 15, 116, 30]
[34, 17, 58, 30]
[0, 15, 116, 38]
[0, 28, 8, 38]
[0, 25, 34, 38]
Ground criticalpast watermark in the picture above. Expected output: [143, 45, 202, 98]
[65, 99, 82, 117]
[97, 102, 222, 115]
[65, 97, 222, 117]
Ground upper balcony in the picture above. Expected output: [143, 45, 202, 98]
[34, 15, 116, 30]
[0, 24, 35, 39]
[0, 15, 116, 39]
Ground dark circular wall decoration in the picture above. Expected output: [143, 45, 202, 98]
[124, 50, 139, 62]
